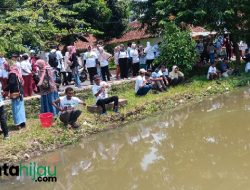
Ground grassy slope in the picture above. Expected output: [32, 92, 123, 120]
[1, 74, 250, 163]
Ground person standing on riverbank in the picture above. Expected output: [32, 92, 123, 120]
[118, 44, 129, 80]
[0, 81, 9, 139]
[5, 65, 26, 129]
[68, 46, 81, 88]
[20, 54, 33, 97]
[84, 46, 98, 85]
[0, 52, 9, 92]
[92, 75, 119, 115]
[98, 47, 112, 82]
[114, 46, 120, 80]
[36, 59, 59, 116]
[144, 42, 155, 70]
[130, 43, 140, 77]
[52, 87, 85, 128]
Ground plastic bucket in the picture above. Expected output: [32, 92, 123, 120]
[39, 112, 53, 128]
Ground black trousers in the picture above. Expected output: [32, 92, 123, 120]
[171, 76, 184, 86]
[59, 110, 82, 125]
[87, 67, 97, 84]
[146, 59, 154, 70]
[119, 58, 128, 79]
[132, 62, 140, 77]
[0, 106, 8, 137]
[96, 96, 119, 113]
[101, 66, 110, 81]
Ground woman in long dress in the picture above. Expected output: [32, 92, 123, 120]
[36, 59, 59, 116]
[5, 65, 26, 128]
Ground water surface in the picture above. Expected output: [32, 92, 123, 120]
[2, 88, 250, 190]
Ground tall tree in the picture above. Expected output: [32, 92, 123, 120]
[0, 0, 86, 53]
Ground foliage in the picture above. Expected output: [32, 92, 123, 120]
[0, 0, 130, 54]
[0, 0, 86, 54]
[156, 22, 198, 73]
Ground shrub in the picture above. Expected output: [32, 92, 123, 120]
[156, 22, 198, 74]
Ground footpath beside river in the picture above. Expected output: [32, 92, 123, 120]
[1, 75, 250, 163]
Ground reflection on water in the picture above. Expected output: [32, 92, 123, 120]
[2, 88, 250, 190]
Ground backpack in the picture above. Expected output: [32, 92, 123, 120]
[48, 52, 58, 68]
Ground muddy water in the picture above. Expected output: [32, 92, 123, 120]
[2, 88, 250, 190]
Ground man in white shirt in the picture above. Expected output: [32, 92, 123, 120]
[92, 75, 119, 114]
[135, 69, 152, 96]
[52, 87, 85, 128]
[83, 46, 98, 85]
[207, 63, 219, 80]
[0, 81, 9, 139]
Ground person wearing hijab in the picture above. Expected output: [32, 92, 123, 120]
[169, 65, 184, 86]
[68, 46, 81, 88]
[36, 59, 59, 116]
[98, 46, 112, 81]
[144, 42, 155, 70]
[5, 65, 26, 129]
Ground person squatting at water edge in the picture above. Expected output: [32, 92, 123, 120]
[52, 87, 86, 129]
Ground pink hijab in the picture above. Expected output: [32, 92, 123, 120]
[9, 65, 24, 85]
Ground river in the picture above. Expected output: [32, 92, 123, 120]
[2, 88, 250, 190]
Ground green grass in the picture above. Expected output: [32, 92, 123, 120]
[1, 74, 250, 163]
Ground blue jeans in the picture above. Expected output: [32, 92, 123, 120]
[210, 53, 215, 64]
[72, 67, 81, 87]
[136, 85, 152, 96]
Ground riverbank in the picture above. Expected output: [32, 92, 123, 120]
[1, 74, 250, 163]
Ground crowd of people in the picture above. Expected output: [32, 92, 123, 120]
[0, 37, 249, 140]
[195, 36, 249, 80]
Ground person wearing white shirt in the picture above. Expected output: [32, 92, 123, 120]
[20, 54, 33, 97]
[130, 43, 140, 77]
[114, 46, 120, 79]
[0, 81, 9, 139]
[207, 63, 219, 80]
[98, 47, 112, 81]
[52, 87, 85, 128]
[144, 42, 155, 70]
[92, 75, 119, 114]
[0, 52, 9, 91]
[135, 69, 152, 96]
[83, 46, 98, 85]
[118, 44, 129, 79]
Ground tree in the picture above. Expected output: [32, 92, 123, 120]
[99, 0, 130, 40]
[60, 0, 130, 41]
[0, 0, 85, 54]
[133, 0, 250, 64]
[157, 22, 198, 74]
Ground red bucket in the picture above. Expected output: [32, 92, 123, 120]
[39, 112, 53, 128]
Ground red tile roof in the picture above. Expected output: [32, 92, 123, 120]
[107, 21, 151, 44]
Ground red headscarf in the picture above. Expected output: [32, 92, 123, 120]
[9, 65, 24, 85]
